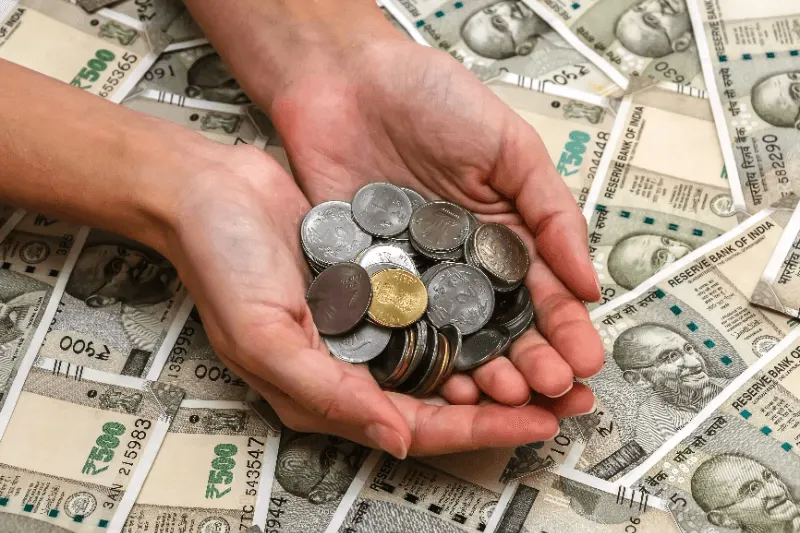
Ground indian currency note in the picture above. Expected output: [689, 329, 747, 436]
[0, 0, 159, 103]
[122, 400, 281, 533]
[156, 311, 251, 401]
[133, 45, 250, 106]
[0, 357, 184, 532]
[491, 469, 680, 532]
[103, 0, 207, 52]
[582, 83, 738, 308]
[264, 430, 372, 533]
[576, 210, 796, 481]
[487, 72, 615, 210]
[752, 203, 800, 319]
[628, 326, 800, 533]
[0, 206, 25, 244]
[327, 452, 506, 533]
[75, 0, 123, 14]
[523, 0, 705, 90]
[35, 228, 193, 381]
[383, 0, 622, 96]
[687, 0, 800, 213]
[378, 0, 418, 40]
[0, 213, 84, 404]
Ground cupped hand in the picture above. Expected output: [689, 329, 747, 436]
[166, 145, 590, 456]
[265, 39, 605, 413]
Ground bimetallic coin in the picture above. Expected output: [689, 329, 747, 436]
[365, 262, 406, 277]
[472, 223, 530, 284]
[426, 264, 494, 335]
[401, 187, 427, 210]
[409, 201, 471, 252]
[306, 263, 372, 335]
[351, 183, 413, 238]
[357, 243, 418, 275]
[368, 269, 428, 328]
[455, 326, 512, 371]
[301, 201, 372, 266]
[324, 322, 392, 364]
[369, 328, 412, 385]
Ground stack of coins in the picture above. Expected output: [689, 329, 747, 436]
[302, 182, 533, 397]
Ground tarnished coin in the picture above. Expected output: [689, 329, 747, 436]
[426, 264, 494, 335]
[409, 201, 471, 252]
[399, 319, 430, 387]
[438, 324, 462, 382]
[401, 187, 427, 210]
[324, 322, 392, 364]
[472, 223, 530, 284]
[306, 263, 372, 335]
[414, 332, 451, 397]
[368, 269, 428, 328]
[455, 326, 512, 371]
[506, 302, 535, 341]
[351, 183, 413, 238]
[369, 327, 413, 385]
[491, 285, 532, 327]
[301, 201, 372, 266]
[357, 243, 418, 275]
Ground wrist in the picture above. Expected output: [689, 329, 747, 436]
[185, 0, 406, 107]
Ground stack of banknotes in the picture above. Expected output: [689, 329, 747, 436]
[2, 0, 800, 531]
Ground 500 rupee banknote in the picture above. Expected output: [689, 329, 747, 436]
[687, 0, 800, 213]
[582, 82, 737, 308]
[574, 210, 796, 481]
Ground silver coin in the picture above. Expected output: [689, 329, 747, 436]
[351, 183, 413, 238]
[438, 324, 462, 381]
[410, 237, 465, 262]
[421, 262, 456, 287]
[397, 322, 439, 395]
[365, 262, 411, 277]
[401, 187, 427, 210]
[472, 223, 530, 284]
[324, 322, 392, 363]
[426, 264, 494, 335]
[409, 201, 471, 252]
[357, 243, 418, 275]
[301, 201, 372, 265]
[455, 326, 512, 371]
[507, 304, 535, 341]
[369, 328, 412, 384]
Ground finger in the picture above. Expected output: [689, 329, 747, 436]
[387, 392, 559, 455]
[223, 310, 411, 457]
[528, 258, 605, 379]
[438, 374, 481, 405]
[508, 327, 575, 398]
[470, 356, 531, 406]
[530, 382, 595, 419]
[490, 116, 599, 302]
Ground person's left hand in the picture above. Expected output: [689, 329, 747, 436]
[264, 39, 604, 412]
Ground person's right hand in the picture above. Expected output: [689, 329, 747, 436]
[162, 145, 593, 457]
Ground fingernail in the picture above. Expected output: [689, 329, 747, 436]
[547, 424, 561, 440]
[573, 398, 597, 417]
[366, 424, 408, 460]
[544, 381, 574, 399]
[512, 392, 532, 408]
[593, 272, 602, 302]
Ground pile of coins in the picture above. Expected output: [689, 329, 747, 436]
[301, 183, 533, 397]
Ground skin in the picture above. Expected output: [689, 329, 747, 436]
[693, 455, 800, 533]
[751, 72, 800, 129]
[0, 0, 604, 457]
[615, 0, 692, 58]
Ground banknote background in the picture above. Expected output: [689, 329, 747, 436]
[1, 0, 800, 531]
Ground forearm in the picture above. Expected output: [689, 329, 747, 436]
[0, 59, 214, 252]
[183, 0, 404, 106]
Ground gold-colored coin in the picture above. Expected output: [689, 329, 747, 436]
[368, 269, 428, 328]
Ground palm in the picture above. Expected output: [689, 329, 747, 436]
[270, 42, 604, 412]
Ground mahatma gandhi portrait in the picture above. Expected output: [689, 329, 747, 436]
[607, 234, 692, 290]
[615, 0, 693, 58]
[64, 243, 178, 309]
[751, 72, 800, 130]
[460, 0, 551, 60]
[613, 324, 725, 452]
[185, 53, 249, 104]
[692, 454, 800, 533]
[275, 433, 366, 504]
